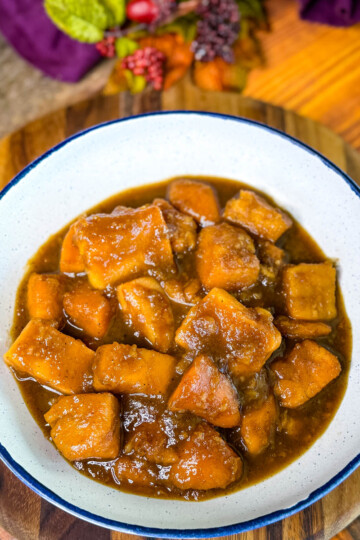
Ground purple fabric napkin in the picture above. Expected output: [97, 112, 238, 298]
[0, 0, 101, 82]
[299, 0, 360, 27]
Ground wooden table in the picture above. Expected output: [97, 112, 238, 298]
[243, 0, 360, 152]
[0, 90, 360, 539]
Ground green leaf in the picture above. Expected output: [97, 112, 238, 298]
[101, 0, 126, 25]
[157, 14, 197, 43]
[44, 0, 113, 43]
[237, 0, 265, 21]
[115, 37, 139, 58]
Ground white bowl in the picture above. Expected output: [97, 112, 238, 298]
[0, 112, 359, 537]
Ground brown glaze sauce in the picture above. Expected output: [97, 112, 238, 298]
[10, 177, 352, 501]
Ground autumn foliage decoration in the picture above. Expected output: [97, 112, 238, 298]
[44, 0, 266, 93]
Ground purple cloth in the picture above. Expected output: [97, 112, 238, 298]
[0, 0, 101, 82]
[299, 0, 360, 26]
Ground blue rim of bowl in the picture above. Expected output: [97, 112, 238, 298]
[0, 111, 359, 537]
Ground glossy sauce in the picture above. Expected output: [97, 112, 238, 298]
[10, 177, 352, 501]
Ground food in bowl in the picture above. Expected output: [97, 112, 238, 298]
[3, 176, 351, 501]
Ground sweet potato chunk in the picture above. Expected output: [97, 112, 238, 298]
[170, 423, 242, 490]
[117, 277, 174, 352]
[44, 393, 121, 461]
[4, 319, 94, 394]
[168, 179, 220, 225]
[274, 316, 332, 339]
[224, 190, 292, 242]
[63, 285, 113, 338]
[283, 263, 337, 320]
[93, 343, 176, 395]
[60, 223, 85, 274]
[111, 205, 128, 215]
[271, 340, 341, 408]
[73, 205, 175, 289]
[240, 394, 277, 454]
[175, 288, 282, 377]
[163, 278, 202, 306]
[196, 223, 260, 291]
[168, 355, 241, 428]
[258, 241, 285, 267]
[124, 423, 178, 465]
[27, 273, 64, 322]
[114, 456, 157, 487]
[258, 240, 285, 281]
[241, 368, 270, 404]
[153, 198, 197, 255]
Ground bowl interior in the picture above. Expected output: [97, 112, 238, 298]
[0, 112, 359, 536]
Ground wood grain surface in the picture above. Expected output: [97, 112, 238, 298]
[0, 89, 359, 540]
[243, 0, 360, 152]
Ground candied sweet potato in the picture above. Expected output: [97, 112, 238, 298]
[258, 240, 285, 281]
[117, 277, 174, 353]
[93, 342, 176, 395]
[170, 423, 242, 490]
[167, 179, 220, 226]
[271, 340, 341, 408]
[44, 393, 121, 461]
[168, 354, 241, 428]
[258, 241, 285, 268]
[274, 316, 331, 339]
[175, 288, 282, 377]
[153, 198, 197, 255]
[124, 422, 178, 465]
[224, 190, 292, 242]
[241, 368, 270, 404]
[111, 205, 128, 215]
[283, 262, 337, 320]
[63, 285, 113, 339]
[196, 223, 260, 291]
[60, 223, 85, 274]
[73, 205, 175, 289]
[163, 278, 202, 306]
[240, 394, 277, 454]
[4, 319, 94, 394]
[27, 273, 64, 322]
[114, 456, 157, 487]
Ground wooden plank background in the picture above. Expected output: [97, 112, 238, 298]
[244, 0, 360, 151]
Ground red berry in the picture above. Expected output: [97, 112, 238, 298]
[126, 0, 159, 24]
[122, 46, 166, 90]
[96, 36, 116, 58]
[126, 0, 176, 24]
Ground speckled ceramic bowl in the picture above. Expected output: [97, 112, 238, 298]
[0, 112, 359, 537]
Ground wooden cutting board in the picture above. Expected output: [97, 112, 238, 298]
[0, 82, 359, 540]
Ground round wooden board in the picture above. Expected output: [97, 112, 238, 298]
[0, 82, 359, 540]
